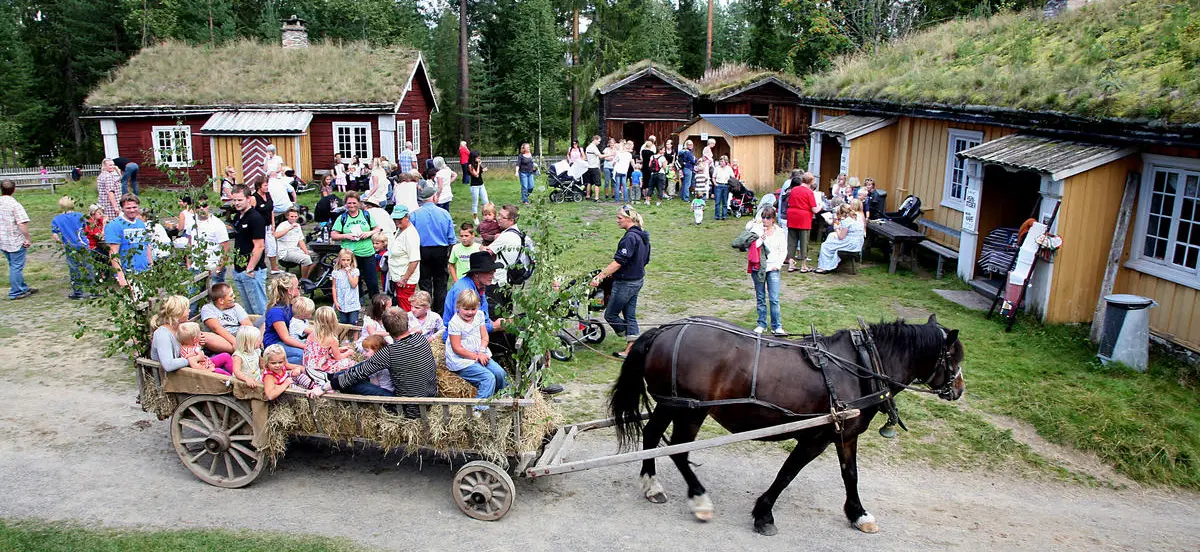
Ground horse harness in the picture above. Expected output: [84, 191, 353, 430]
[652, 318, 903, 434]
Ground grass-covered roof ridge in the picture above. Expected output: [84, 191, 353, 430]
[698, 63, 805, 98]
[805, 0, 1200, 125]
[87, 40, 420, 107]
[592, 60, 699, 96]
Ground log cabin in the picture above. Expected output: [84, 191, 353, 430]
[85, 18, 436, 188]
[800, 0, 1200, 353]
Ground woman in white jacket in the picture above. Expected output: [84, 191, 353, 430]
[748, 206, 787, 335]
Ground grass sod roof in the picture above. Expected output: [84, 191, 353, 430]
[87, 40, 421, 108]
[804, 0, 1200, 125]
[697, 63, 806, 98]
[591, 59, 700, 96]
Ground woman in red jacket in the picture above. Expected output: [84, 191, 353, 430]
[785, 172, 819, 273]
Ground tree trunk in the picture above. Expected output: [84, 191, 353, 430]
[700, 0, 710, 72]
[458, 0, 471, 143]
[570, 8, 580, 142]
[208, 0, 215, 45]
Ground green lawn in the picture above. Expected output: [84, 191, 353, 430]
[6, 175, 1200, 491]
[0, 520, 363, 552]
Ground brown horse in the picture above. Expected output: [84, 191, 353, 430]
[608, 315, 965, 535]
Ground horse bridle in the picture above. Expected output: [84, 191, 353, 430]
[913, 342, 962, 400]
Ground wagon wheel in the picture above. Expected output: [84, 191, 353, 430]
[453, 460, 515, 521]
[170, 395, 264, 488]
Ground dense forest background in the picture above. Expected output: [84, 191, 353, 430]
[0, 0, 1039, 165]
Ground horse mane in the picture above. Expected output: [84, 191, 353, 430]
[828, 319, 944, 376]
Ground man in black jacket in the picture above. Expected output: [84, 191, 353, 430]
[864, 178, 885, 220]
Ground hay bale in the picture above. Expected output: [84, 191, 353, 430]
[139, 384, 178, 420]
[429, 339, 478, 398]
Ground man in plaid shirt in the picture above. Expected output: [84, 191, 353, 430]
[398, 141, 417, 175]
[0, 180, 35, 300]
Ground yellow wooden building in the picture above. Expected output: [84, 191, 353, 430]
[799, 1, 1200, 353]
[676, 114, 781, 192]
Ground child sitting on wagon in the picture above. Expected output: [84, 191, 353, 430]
[302, 306, 355, 377]
[231, 326, 264, 387]
[446, 289, 507, 411]
[177, 321, 233, 375]
[407, 290, 445, 343]
[261, 344, 299, 400]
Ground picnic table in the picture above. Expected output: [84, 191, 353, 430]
[865, 219, 926, 274]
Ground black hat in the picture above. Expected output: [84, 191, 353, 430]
[466, 251, 503, 275]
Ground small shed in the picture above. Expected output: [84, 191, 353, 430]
[676, 114, 782, 192]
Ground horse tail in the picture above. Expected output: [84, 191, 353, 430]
[608, 326, 666, 451]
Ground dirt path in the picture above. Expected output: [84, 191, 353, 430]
[2, 241, 1199, 550]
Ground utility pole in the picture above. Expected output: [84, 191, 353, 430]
[706, 0, 714, 72]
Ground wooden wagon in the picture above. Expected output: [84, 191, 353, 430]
[136, 353, 856, 521]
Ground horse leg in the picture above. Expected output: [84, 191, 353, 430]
[665, 409, 713, 521]
[835, 436, 877, 533]
[752, 439, 830, 536]
[639, 404, 673, 504]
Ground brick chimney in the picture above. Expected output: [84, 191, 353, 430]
[281, 15, 308, 49]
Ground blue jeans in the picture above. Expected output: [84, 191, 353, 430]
[714, 185, 730, 219]
[64, 246, 91, 296]
[470, 185, 489, 215]
[121, 163, 139, 195]
[602, 167, 614, 197]
[210, 265, 227, 284]
[461, 164, 471, 186]
[343, 380, 392, 396]
[614, 173, 628, 202]
[337, 309, 359, 325]
[233, 269, 268, 315]
[752, 270, 782, 331]
[4, 247, 30, 299]
[605, 278, 643, 341]
[519, 172, 536, 203]
[681, 168, 693, 201]
[281, 343, 304, 364]
[456, 360, 508, 408]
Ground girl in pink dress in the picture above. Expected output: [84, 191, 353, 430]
[302, 306, 355, 375]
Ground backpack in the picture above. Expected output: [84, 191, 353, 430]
[499, 228, 536, 285]
[337, 209, 372, 229]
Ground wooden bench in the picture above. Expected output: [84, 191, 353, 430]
[915, 219, 961, 279]
[837, 250, 862, 274]
[6, 173, 66, 192]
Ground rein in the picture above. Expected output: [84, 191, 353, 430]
[651, 317, 960, 420]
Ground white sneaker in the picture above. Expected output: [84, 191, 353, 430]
[773, 328, 787, 336]
[753, 326, 766, 334]
[656, 201, 661, 206]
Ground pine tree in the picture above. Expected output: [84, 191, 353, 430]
[676, 0, 707, 78]
[746, 0, 786, 70]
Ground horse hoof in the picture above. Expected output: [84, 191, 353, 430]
[641, 475, 667, 504]
[647, 492, 668, 504]
[689, 494, 714, 522]
[853, 513, 879, 533]
[754, 523, 778, 536]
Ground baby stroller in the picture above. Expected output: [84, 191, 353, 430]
[547, 160, 587, 203]
[728, 181, 757, 218]
[549, 269, 609, 361]
[885, 195, 923, 230]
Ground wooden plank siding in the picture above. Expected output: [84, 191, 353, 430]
[1045, 157, 1140, 323]
[397, 66, 434, 166]
[114, 116, 211, 187]
[677, 118, 775, 192]
[210, 136, 243, 191]
[602, 74, 693, 120]
[846, 124, 896, 200]
[309, 115, 378, 172]
[605, 120, 682, 147]
[886, 118, 1016, 250]
[714, 84, 811, 174]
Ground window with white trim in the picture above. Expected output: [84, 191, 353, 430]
[396, 119, 407, 156]
[1129, 155, 1200, 288]
[151, 125, 193, 168]
[411, 119, 421, 154]
[942, 129, 983, 211]
[333, 122, 372, 160]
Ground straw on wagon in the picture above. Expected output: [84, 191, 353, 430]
[260, 339, 560, 468]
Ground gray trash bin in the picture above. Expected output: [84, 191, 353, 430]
[1097, 294, 1157, 372]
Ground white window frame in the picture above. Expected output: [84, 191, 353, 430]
[1126, 154, 1200, 290]
[941, 129, 983, 211]
[396, 119, 407, 157]
[332, 122, 373, 160]
[151, 125, 193, 168]
[411, 119, 421, 155]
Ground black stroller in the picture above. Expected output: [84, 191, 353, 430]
[885, 195, 923, 230]
[728, 180, 757, 218]
[547, 167, 586, 203]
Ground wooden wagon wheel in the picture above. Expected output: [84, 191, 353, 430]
[452, 460, 515, 521]
[170, 395, 264, 488]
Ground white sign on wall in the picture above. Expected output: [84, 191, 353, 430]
[961, 181, 980, 233]
[839, 147, 850, 175]
[700, 132, 708, 141]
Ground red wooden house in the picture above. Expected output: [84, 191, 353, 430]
[85, 20, 436, 188]
[594, 61, 699, 147]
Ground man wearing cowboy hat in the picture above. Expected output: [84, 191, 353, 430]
[388, 204, 421, 311]
[409, 180, 456, 315]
